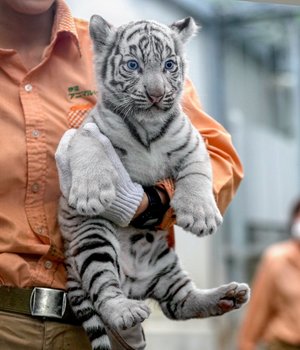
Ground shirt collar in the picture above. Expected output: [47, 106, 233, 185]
[51, 0, 81, 56]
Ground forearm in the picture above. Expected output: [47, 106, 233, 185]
[132, 188, 169, 219]
[132, 193, 148, 219]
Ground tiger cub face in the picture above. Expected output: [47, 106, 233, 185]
[89, 16, 198, 120]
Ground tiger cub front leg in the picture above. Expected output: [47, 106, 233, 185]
[171, 131, 222, 237]
[67, 126, 118, 216]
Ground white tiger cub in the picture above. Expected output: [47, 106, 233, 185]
[56, 15, 250, 350]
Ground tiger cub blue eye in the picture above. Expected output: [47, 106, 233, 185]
[164, 60, 176, 70]
[127, 60, 139, 70]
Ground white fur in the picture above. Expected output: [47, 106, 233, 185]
[57, 16, 250, 350]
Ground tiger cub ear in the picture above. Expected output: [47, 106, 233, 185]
[170, 17, 200, 44]
[89, 15, 116, 51]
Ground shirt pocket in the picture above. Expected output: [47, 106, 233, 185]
[67, 103, 94, 128]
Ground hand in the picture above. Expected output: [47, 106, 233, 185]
[55, 126, 118, 214]
[55, 128, 77, 199]
[55, 123, 144, 227]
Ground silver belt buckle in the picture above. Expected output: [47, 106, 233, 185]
[30, 287, 67, 319]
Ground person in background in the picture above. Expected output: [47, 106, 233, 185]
[0, 0, 243, 349]
[238, 199, 300, 350]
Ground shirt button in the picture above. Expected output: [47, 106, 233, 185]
[32, 130, 40, 138]
[36, 227, 44, 234]
[24, 83, 33, 92]
[31, 183, 40, 193]
[44, 260, 53, 269]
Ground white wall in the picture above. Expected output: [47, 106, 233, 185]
[225, 42, 299, 225]
[66, 0, 139, 24]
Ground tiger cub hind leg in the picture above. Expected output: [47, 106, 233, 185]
[149, 251, 250, 320]
[100, 296, 151, 330]
[67, 277, 150, 350]
[167, 282, 250, 319]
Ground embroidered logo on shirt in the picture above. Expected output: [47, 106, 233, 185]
[68, 85, 97, 99]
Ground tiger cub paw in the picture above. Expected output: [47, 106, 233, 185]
[101, 298, 151, 330]
[171, 192, 223, 236]
[218, 282, 250, 314]
[182, 282, 250, 319]
[69, 164, 117, 216]
[201, 282, 250, 317]
[216, 282, 251, 314]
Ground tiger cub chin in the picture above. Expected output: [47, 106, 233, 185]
[58, 15, 250, 350]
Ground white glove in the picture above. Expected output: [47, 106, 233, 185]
[55, 123, 144, 227]
[55, 128, 76, 199]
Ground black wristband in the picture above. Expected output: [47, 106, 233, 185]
[131, 186, 169, 229]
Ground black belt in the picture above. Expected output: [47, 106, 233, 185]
[0, 286, 140, 349]
[0, 286, 80, 325]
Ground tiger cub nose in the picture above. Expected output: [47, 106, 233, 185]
[148, 94, 164, 103]
[146, 89, 164, 103]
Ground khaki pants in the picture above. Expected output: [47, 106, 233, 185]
[267, 340, 300, 350]
[0, 311, 146, 350]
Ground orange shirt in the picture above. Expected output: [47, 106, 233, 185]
[0, 0, 243, 289]
[238, 240, 300, 349]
